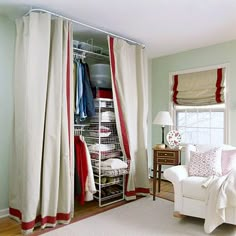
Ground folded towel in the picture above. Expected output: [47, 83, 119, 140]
[89, 144, 115, 152]
[101, 111, 115, 121]
[95, 158, 128, 170]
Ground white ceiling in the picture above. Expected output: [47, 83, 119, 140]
[1, 0, 236, 58]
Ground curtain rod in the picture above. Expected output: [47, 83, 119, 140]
[26, 8, 145, 48]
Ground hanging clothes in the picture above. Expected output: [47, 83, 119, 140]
[81, 136, 97, 201]
[83, 62, 96, 117]
[74, 135, 88, 205]
[75, 61, 84, 117]
[74, 59, 95, 121]
[74, 135, 96, 204]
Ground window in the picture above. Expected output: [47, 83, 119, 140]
[170, 66, 227, 145]
[174, 104, 225, 145]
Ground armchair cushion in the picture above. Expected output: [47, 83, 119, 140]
[188, 148, 222, 177]
[222, 149, 236, 175]
[185, 144, 222, 165]
[185, 144, 236, 175]
[182, 176, 207, 201]
[185, 144, 196, 165]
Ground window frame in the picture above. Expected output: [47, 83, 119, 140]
[175, 105, 225, 145]
[169, 63, 229, 145]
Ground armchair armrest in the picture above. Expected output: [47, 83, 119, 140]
[164, 165, 189, 183]
[164, 165, 189, 213]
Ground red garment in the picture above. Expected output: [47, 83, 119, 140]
[74, 136, 88, 205]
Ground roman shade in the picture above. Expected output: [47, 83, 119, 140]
[172, 68, 225, 106]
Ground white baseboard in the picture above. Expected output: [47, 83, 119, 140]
[0, 208, 9, 218]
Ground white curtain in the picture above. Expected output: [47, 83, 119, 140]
[108, 36, 150, 200]
[9, 13, 74, 234]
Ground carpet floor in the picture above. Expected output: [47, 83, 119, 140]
[42, 197, 236, 236]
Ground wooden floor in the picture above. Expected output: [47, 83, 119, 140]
[0, 179, 173, 236]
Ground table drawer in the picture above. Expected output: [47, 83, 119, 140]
[154, 151, 177, 159]
[157, 157, 177, 165]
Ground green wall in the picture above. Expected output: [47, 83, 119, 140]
[151, 40, 236, 156]
[0, 15, 15, 212]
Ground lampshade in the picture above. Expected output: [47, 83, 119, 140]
[153, 111, 173, 126]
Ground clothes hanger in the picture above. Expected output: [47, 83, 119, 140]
[80, 52, 86, 63]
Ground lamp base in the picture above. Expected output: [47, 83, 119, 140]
[161, 126, 165, 146]
[155, 144, 165, 149]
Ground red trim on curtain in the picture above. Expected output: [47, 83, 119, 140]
[9, 208, 70, 231]
[109, 37, 132, 196]
[126, 188, 150, 197]
[109, 37, 131, 160]
[66, 31, 71, 154]
[216, 68, 223, 103]
[173, 75, 178, 104]
[66, 32, 70, 153]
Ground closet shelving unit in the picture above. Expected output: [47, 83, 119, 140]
[73, 47, 109, 61]
[83, 98, 128, 207]
[74, 124, 89, 136]
[73, 41, 128, 207]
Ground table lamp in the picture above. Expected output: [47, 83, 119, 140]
[153, 111, 173, 146]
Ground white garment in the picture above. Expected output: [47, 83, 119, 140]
[101, 111, 115, 121]
[81, 137, 96, 201]
[203, 170, 236, 233]
[95, 158, 128, 170]
[90, 111, 115, 122]
[88, 125, 111, 138]
[101, 111, 115, 117]
[89, 144, 115, 152]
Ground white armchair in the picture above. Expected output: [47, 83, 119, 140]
[164, 144, 236, 225]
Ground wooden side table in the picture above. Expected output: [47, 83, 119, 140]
[152, 147, 181, 201]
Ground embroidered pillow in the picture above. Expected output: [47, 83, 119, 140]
[221, 150, 236, 175]
[188, 148, 222, 177]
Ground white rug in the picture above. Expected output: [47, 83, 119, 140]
[42, 197, 236, 236]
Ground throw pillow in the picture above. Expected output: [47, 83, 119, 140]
[195, 145, 220, 153]
[188, 148, 222, 177]
[222, 150, 236, 175]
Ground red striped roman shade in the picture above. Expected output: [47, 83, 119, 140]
[172, 68, 225, 106]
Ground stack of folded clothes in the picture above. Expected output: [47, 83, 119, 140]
[91, 150, 122, 160]
[89, 143, 115, 152]
[94, 176, 122, 185]
[99, 185, 122, 198]
[94, 158, 128, 177]
[95, 158, 128, 169]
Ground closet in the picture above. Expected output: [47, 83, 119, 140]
[10, 9, 149, 233]
[73, 39, 128, 207]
